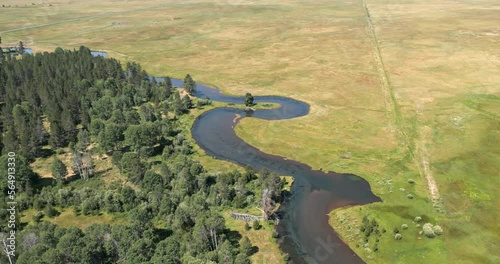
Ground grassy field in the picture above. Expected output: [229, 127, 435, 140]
[224, 211, 284, 264]
[2, 0, 499, 263]
[20, 208, 127, 229]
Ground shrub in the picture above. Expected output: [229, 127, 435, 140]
[401, 224, 408, 230]
[252, 220, 261, 230]
[408, 179, 415, 184]
[244, 222, 251, 231]
[45, 205, 59, 218]
[362, 215, 369, 223]
[56, 148, 65, 154]
[394, 234, 402, 240]
[423, 223, 435, 238]
[33, 198, 47, 210]
[272, 231, 280, 238]
[407, 194, 414, 199]
[393, 227, 399, 234]
[414, 216, 422, 222]
[33, 211, 44, 223]
[433, 225, 443, 236]
[73, 206, 81, 216]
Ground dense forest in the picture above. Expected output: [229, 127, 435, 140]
[0, 47, 285, 263]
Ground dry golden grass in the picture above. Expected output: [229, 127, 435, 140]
[51, 209, 127, 230]
[4, 0, 499, 262]
[20, 208, 127, 230]
[223, 211, 284, 264]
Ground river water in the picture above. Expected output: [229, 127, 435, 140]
[179, 80, 381, 263]
[32, 47, 380, 263]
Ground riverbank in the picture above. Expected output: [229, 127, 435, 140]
[4, 0, 498, 262]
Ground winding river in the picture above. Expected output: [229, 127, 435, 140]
[172, 79, 381, 263]
[79, 49, 379, 263]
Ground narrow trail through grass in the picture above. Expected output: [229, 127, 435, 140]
[363, 0, 440, 204]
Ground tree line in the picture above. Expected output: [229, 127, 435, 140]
[0, 46, 284, 263]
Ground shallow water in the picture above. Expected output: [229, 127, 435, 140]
[90, 51, 107, 57]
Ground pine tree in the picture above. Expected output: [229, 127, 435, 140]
[49, 121, 65, 149]
[51, 158, 67, 183]
[182, 95, 192, 109]
[183, 74, 196, 95]
[239, 236, 252, 257]
[0, 47, 5, 62]
[18, 41, 25, 54]
[80, 97, 91, 129]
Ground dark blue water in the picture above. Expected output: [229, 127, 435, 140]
[97, 52, 379, 263]
[175, 79, 381, 264]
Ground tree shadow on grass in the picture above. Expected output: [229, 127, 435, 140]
[150, 160, 163, 166]
[250, 245, 259, 256]
[224, 229, 242, 247]
[154, 228, 173, 241]
[65, 174, 81, 183]
[19, 222, 29, 230]
[36, 177, 55, 188]
[38, 147, 56, 158]
[93, 168, 112, 178]
[152, 145, 164, 156]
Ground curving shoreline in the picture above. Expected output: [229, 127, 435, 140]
[183, 80, 381, 263]
[82, 47, 380, 262]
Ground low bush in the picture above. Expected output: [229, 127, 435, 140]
[252, 220, 261, 230]
[423, 223, 435, 238]
[45, 205, 59, 218]
[433, 225, 443, 236]
[33, 211, 44, 223]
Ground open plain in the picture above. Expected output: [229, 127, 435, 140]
[1, 0, 499, 263]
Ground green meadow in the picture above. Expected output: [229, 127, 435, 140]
[2, 0, 498, 263]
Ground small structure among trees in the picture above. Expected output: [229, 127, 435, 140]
[229, 212, 264, 222]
